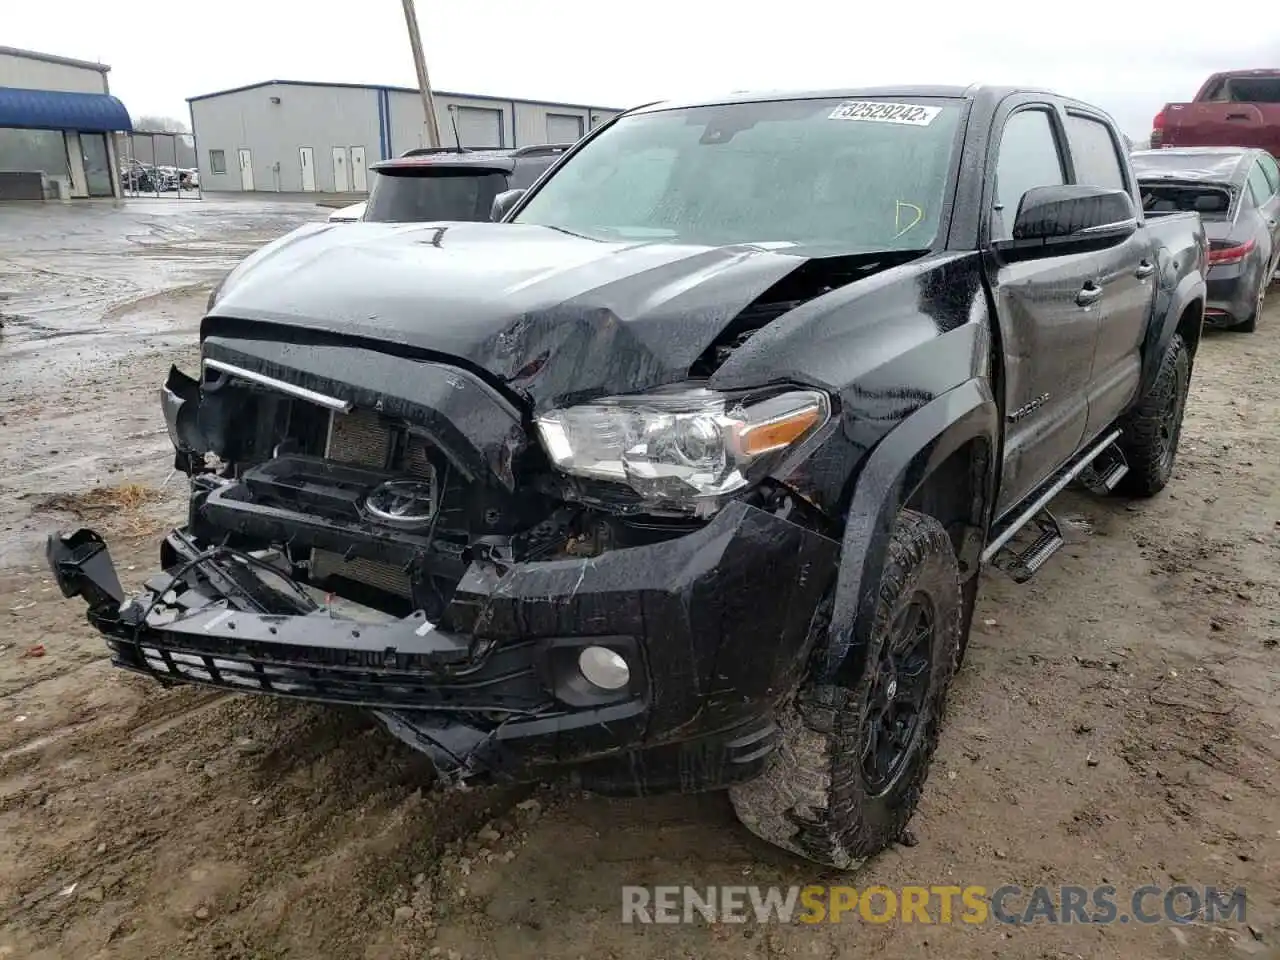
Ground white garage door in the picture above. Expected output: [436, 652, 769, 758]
[546, 113, 585, 143]
[454, 106, 503, 148]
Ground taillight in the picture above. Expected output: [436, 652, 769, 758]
[1208, 238, 1256, 265]
[1150, 108, 1167, 148]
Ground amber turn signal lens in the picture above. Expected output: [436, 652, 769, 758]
[737, 404, 824, 456]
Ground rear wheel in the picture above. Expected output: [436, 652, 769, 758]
[1114, 333, 1190, 497]
[1235, 277, 1264, 333]
[729, 510, 962, 869]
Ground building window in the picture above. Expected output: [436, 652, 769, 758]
[0, 128, 69, 177]
[209, 149, 226, 174]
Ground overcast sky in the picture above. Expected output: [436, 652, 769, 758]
[8, 1, 1280, 139]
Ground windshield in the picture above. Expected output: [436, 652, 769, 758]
[513, 97, 962, 249]
[364, 168, 508, 223]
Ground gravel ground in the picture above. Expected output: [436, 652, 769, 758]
[1, 200, 1277, 960]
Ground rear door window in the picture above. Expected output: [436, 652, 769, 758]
[1222, 77, 1280, 103]
[507, 159, 554, 190]
[1246, 162, 1274, 206]
[1064, 113, 1127, 191]
[1257, 152, 1280, 194]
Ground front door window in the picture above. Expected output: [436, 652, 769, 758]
[992, 109, 1067, 241]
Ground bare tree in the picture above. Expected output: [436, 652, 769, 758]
[134, 115, 189, 134]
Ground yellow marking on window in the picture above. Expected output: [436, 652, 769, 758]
[894, 200, 924, 239]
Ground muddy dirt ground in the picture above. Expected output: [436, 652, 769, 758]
[1, 200, 1277, 960]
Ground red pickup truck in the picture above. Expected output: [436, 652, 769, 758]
[1153, 70, 1280, 156]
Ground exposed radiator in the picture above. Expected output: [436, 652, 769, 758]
[310, 408, 427, 599]
[324, 405, 394, 467]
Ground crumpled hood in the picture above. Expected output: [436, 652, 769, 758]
[208, 220, 812, 407]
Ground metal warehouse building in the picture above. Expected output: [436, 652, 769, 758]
[188, 80, 623, 194]
[0, 46, 131, 200]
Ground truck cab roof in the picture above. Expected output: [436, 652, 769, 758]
[360, 144, 576, 224]
[631, 84, 1070, 114]
[371, 144, 575, 175]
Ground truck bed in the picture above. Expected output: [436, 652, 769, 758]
[1157, 71, 1280, 155]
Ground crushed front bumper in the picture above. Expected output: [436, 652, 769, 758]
[48, 500, 837, 794]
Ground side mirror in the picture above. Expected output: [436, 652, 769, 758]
[999, 185, 1136, 258]
[491, 188, 526, 222]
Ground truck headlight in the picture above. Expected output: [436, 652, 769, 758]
[534, 386, 830, 513]
[206, 274, 228, 311]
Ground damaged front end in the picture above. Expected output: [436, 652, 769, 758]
[49, 334, 841, 793]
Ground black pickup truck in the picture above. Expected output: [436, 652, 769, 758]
[49, 85, 1207, 869]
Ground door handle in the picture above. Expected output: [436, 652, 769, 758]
[1226, 112, 1250, 120]
[1076, 281, 1104, 307]
[1135, 259, 1156, 279]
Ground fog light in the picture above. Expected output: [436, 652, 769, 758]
[577, 646, 630, 691]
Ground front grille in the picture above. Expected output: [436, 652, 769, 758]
[112, 636, 546, 712]
[312, 554, 416, 597]
[311, 408, 433, 598]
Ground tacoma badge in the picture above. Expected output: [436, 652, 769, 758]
[363, 478, 437, 529]
[1008, 392, 1050, 423]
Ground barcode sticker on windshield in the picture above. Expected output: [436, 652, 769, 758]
[828, 101, 941, 126]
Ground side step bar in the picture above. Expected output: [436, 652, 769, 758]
[991, 510, 1063, 583]
[1077, 441, 1129, 494]
[982, 429, 1124, 582]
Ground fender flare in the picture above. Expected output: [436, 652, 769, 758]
[816, 377, 999, 688]
[1142, 272, 1205, 394]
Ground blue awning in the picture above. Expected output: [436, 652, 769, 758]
[0, 86, 133, 133]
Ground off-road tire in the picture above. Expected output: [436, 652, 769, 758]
[1114, 333, 1190, 498]
[956, 573, 980, 669]
[729, 510, 963, 869]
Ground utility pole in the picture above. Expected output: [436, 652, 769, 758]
[401, 0, 442, 148]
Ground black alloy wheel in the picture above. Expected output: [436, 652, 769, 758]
[861, 594, 935, 796]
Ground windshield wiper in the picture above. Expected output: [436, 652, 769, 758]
[535, 224, 677, 242]
[537, 224, 599, 241]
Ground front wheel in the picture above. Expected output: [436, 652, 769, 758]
[729, 510, 963, 869]
[1114, 333, 1191, 498]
